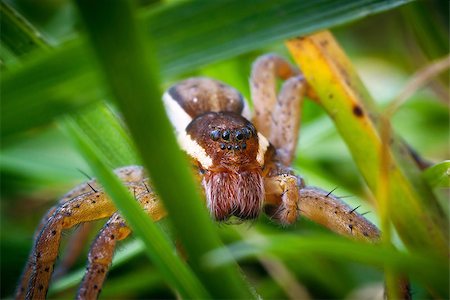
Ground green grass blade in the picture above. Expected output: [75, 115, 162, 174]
[287, 32, 449, 256]
[74, 0, 254, 298]
[64, 118, 210, 299]
[206, 234, 449, 298]
[69, 103, 139, 167]
[142, 0, 411, 75]
[0, 2, 51, 56]
[423, 160, 450, 188]
[1, 40, 101, 139]
[1, 0, 410, 138]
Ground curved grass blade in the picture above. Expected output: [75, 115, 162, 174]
[64, 118, 210, 299]
[286, 31, 449, 256]
[69, 103, 139, 168]
[74, 0, 254, 298]
[423, 160, 450, 188]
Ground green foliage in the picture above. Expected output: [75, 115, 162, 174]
[1, 0, 448, 299]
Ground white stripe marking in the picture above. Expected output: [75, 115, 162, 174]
[241, 97, 253, 120]
[163, 91, 192, 135]
[256, 132, 269, 166]
[178, 131, 213, 169]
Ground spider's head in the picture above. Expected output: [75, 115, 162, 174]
[164, 78, 268, 222]
[184, 112, 265, 170]
[182, 112, 267, 221]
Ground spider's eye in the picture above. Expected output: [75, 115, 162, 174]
[227, 144, 233, 150]
[235, 130, 244, 141]
[220, 143, 226, 150]
[234, 145, 240, 150]
[222, 130, 230, 140]
[242, 127, 252, 139]
[210, 129, 221, 141]
[241, 143, 247, 150]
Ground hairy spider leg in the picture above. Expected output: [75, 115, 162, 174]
[264, 170, 380, 241]
[299, 187, 380, 241]
[16, 167, 147, 300]
[264, 172, 303, 226]
[251, 55, 380, 239]
[77, 187, 166, 299]
[269, 76, 306, 166]
[77, 213, 130, 300]
[52, 223, 94, 279]
[15, 207, 56, 300]
[250, 54, 299, 138]
[250, 54, 305, 225]
[251, 54, 307, 166]
[25, 189, 119, 299]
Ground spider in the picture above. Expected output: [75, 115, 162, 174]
[16, 54, 380, 299]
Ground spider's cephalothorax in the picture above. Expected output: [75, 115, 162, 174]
[164, 78, 268, 221]
[187, 111, 265, 221]
[17, 54, 382, 300]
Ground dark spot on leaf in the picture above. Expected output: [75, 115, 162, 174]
[353, 105, 364, 117]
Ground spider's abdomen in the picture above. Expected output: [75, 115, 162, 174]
[164, 77, 244, 127]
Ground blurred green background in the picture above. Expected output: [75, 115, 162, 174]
[1, 0, 448, 299]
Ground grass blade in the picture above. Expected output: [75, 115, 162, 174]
[286, 31, 449, 256]
[74, 0, 254, 298]
[206, 233, 449, 298]
[423, 160, 450, 188]
[64, 118, 209, 299]
[69, 103, 139, 168]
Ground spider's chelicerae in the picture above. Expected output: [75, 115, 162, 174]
[17, 54, 379, 299]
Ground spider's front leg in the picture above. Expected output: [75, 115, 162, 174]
[263, 164, 380, 240]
